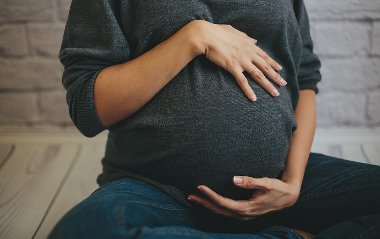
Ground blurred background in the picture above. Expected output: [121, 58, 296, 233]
[0, 0, 379, 133]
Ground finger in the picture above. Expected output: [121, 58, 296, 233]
[230, 66, 257, 102]
[189, 194, 259, 222]
[188, 194, 242, 219]
[253, 51, 287, 87]
[255, 45, 282, 71]
[233, 176, 274, 190]
[244, 61, 280, 97]
[197, 185, 251, 213]
[250, 53, 287, 89]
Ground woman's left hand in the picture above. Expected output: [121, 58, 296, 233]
[187, 176, 301, 221]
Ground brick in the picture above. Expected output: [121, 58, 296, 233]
[0, 0, 53, 23]
[0, 58, 63, 90]
[57, 0, 71, 22]
[0, 24, 29, 56]
[317, 58, 380, 92]
[0, 92, 39, 122]
[372, 22, 380, 56]
[313, 22, 371, 57]
[305, 0, 380, 20]
[316, 92, 367, 126]
[28, 23, 65, 57]
[39, 89, 71, 123]
[367, 90, 380, 124]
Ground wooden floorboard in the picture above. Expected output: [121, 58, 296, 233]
[340, 142, 369, 163]
[0, 143, 14, 170]
[361, 142, 380, 165]
[310, 143, 330, 156]
[327, 143, 344, 159]
[34, 143, 103, 239]
[0, 142, 79, 239]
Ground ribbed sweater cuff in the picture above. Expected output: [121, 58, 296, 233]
[75, 70, 108, 137]
[299, 83, 319, 94]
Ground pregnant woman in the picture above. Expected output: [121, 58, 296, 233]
[49, 0, 380, 238]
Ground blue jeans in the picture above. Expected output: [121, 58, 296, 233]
[48, 152, 380, 239]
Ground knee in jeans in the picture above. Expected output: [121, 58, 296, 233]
[47, 199, 134, 238]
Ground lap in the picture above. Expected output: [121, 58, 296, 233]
[48, 177, 210, 237]
[48, 152, 380, 237]
[48, 177, 303, 238]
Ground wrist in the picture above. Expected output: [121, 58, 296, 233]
[281, 175, 302, 191]
[183, 19, 210, 56]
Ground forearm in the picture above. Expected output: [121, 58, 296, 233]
[94, 20, 206, 127]
[281, 89, 317, 189]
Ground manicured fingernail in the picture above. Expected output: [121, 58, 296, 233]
[233, 176, 243, 184]
[280, 79, 287, 86]
[272, 89, 280, 96]
[278, 64, 283, 70]
[250, 93, 257, 102]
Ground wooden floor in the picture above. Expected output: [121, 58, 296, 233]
[0, 129, 379, 239]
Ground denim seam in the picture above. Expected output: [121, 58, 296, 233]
[296, 184, 380, 205]
[89, 192, 188, 211]
[91, 181, 168, 196]
[92, 189, 165, 199]
[92, 184, 157, 195]
[130, 226, 214, 239]
[121, 200, 190, 211]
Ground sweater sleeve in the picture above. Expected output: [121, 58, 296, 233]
[293, 0, 322, 94]
[58, 0, 132, 137]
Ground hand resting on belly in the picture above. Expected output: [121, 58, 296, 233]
[107, 19, 296, 201]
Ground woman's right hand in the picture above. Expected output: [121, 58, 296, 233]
[192, 20, 287, 102]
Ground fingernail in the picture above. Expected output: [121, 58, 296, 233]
[278, 64, 283, 70]
[250, 93, 257, 102]
[280, 79, 287, 86]
[233, 176, 243, 184]
[272, 89, 280, 96]
[188, 196, 194, 201]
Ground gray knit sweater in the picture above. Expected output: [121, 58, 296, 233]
[59, 0, 321, 210]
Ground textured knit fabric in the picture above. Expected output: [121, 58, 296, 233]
[59, 0, 322, 210]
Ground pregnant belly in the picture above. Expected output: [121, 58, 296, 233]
[107, 62, 297, 200]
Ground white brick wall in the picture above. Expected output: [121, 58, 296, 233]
[0, 0, 70, 132]
[0, 0, 379, 133]
[306, 0, 380, 128]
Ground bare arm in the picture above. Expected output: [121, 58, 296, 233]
[279, 0, 320, 189]
[281, 89, 317, 189]
[94, 21, 205, 127]
[94, 19, 284, 127]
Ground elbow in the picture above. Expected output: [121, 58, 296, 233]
[76, 124, 100, 138]
[67, 81, 108, 138]
[78, 126, 103, 138]
[69, 100, 107, 138]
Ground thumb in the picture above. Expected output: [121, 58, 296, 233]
[233, 176, 273, 190]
